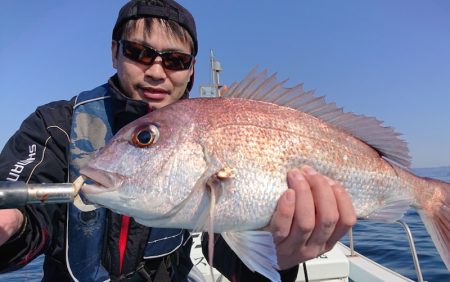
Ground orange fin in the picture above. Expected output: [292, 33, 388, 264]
[417, 178, 450, 270]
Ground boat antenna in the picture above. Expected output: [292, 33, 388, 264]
[200, 49, 223, 97]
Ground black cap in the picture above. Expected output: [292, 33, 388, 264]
[113, 0, 198, 56]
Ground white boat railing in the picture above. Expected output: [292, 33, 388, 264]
[348, 220, 424, 282]
[396, 220, 424, 282]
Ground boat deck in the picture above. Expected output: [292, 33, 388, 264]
[190, 233, 414, 282]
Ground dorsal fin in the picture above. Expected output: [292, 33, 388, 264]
[223, 67, 411, 167]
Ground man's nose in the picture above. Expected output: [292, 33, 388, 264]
[144, 57, 167, 80]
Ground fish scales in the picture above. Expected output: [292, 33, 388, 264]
[192, 99, 414, 221]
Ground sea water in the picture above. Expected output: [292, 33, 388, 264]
[1, 167, 450, 281]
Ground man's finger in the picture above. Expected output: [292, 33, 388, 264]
[302, 165, 339, 246]
[267, 188, 295, 244]
[326, 184, 356, 249]
[278, 169, 315, 249]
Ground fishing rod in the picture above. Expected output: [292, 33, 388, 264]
[0, 176, 94, 211]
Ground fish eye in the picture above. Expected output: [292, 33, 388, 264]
[131, 124, 160, 147]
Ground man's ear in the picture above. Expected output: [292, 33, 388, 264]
[111, 40, 118, 69]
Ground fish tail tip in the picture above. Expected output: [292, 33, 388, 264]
[418, 180, 450, 270]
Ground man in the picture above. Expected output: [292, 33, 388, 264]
[0, 0, 356, 281]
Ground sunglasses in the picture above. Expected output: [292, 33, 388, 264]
[118, 40, 194, 71]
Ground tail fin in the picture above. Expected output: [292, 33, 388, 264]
[416, 177, 450, 270]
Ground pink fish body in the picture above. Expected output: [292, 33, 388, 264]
[80, 69, 450, 281]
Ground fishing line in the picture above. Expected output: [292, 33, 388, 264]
[303, 262, 309, 282]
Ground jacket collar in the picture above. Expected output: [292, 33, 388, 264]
[108, 74, 149, 132]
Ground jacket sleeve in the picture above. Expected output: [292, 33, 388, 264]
[0, 100, 73, 272]
[202, 234, 299, 282]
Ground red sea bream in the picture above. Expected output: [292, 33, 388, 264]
[80, 69, 450, 281]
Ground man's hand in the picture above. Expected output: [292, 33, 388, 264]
[0, 209, 24, 246]
[267, 165, 356, 270]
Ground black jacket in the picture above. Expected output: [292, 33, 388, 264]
[0, 76, 298, 281]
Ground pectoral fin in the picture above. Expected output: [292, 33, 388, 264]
[192, 166, 235, 232]
[195, 167, 236, 270]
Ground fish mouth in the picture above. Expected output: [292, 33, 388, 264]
[79, 169, 124, 194]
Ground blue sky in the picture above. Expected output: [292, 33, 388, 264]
[1, 0, 449, 168]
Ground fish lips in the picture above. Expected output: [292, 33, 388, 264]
[79, 168, 124, 193]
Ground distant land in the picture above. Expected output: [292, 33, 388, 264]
[413, 166, 450, 179]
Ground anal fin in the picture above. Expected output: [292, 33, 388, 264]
[364, 198, 411, 222]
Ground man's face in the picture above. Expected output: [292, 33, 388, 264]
[112, 20, 194, 109]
